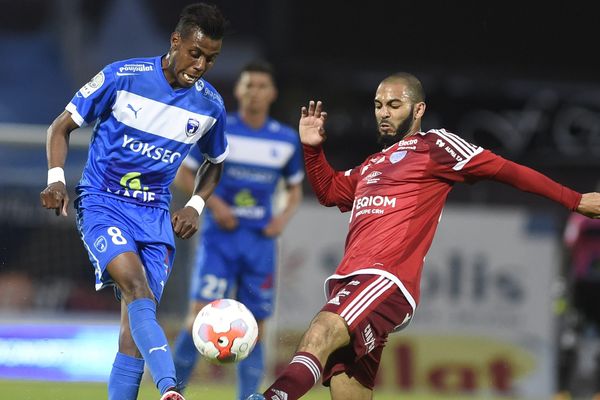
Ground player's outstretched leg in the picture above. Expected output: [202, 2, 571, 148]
[109, 253, 179, 396]
[173, 329, 199, 389]
[128, 298, 178, 394]
[249, 311, 349, 400]
[237, 340, 264, 400]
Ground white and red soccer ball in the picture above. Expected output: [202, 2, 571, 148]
[192, 298, 259, 364]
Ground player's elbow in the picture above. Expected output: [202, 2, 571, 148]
[316, 193, 340, 208]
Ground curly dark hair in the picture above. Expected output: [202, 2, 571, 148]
[175, 3, 227, 40]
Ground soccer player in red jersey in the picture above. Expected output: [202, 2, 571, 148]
[246, 73, 600, 400]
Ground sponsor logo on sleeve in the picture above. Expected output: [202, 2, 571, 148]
[444, 145, 464, 162]
[79, 71, 105, 98]
[203, 87, 223, 104]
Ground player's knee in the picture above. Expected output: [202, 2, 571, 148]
[299, 312, 349, 355]
[119, 281, 154, 303]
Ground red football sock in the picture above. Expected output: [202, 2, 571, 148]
[263, 351, 322, 400]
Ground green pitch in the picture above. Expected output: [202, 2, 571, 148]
[0, 380, 536, 400]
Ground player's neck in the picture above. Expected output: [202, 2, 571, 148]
[402, 129, 419, 140]
[239, 109, 268, 130]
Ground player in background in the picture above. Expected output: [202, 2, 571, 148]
[555, 205, 600, 400]
[246, 72, 600, 400]
[171, 60, 304, 400]
[40, 4, 229, 400]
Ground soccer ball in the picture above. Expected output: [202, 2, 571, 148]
[192, 298, 259, 364]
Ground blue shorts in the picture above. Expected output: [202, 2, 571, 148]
[75, 194, 175, 303]
[190, 226, 276, 320]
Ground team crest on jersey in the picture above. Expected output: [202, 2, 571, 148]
[79, 71, 105, 98]
[390, 151, 407, 164]
[94, 236, 108, 253]
[186, 118, 200, 137]
[195, 79, 205, 92]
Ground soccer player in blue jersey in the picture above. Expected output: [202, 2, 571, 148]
[39, 4, 228, 400]
[171, 61, 304, 399]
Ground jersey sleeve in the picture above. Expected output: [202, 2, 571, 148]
[425, 129, 506, 183]
[195, 108, 229, 164]
[282, 133, 305, 186]
[304, 144, 359, 212]
[65, 65, 116, 127]
[426, 129, 582, 210]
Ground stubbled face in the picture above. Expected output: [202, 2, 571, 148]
[374, 80, 416, 146]
[234, 71, 277, 114]
[163, 29, 222, 88]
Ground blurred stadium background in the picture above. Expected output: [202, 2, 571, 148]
[1, 0, 599, 399]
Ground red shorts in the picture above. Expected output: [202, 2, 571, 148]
[321, 274, 412, 390]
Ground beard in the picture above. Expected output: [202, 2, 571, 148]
[376, 106, 415, 148]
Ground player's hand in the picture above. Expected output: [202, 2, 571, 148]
[171, 207, 200, 239]
[576, 192, 600, 218]
[263, 215, 286, 237]
[211, 203, 238, 231]
[40, 182, 69, 217]
[299, 100, 328, 147]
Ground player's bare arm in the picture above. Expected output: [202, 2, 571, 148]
[207, 194, 238, 230]
[172, 160, 223, 239]
[173, 164, 196, 196]
[263, 182, 303, 237]
[576, 192, 600, 218]
[299, 100, 328, 147]
[173, 161, 237, 230]
[40, 110, 79, 217]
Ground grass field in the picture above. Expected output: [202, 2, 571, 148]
[0, 381, 386, 399]
[0, 380, 548, 400]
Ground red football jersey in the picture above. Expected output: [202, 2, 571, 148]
[305, 128, 581, 310]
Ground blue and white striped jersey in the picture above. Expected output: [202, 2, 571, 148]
[185, 113, 303, 229]
[67, 56, 229, 210]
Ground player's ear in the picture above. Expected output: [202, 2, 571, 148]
[270, 86, 278, 104]
[170, 32, 181, 50]
[414, 102, 426, 119]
